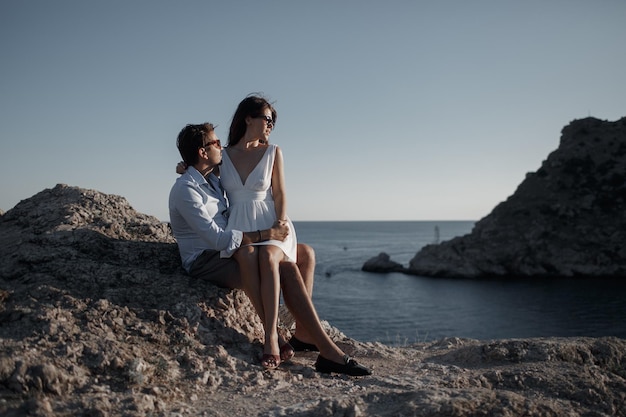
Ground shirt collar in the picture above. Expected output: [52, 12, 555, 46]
[187, 166, 210, 186]
[188, 166, 222, 193]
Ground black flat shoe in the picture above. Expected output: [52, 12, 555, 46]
[315, 354, 372, 376]
[289, 336, 319, 352]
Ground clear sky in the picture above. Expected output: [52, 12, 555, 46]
[1, 1, 625, 221]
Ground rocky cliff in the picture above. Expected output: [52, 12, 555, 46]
[408, 117, 626, 278]
[1, 184, 626, 416]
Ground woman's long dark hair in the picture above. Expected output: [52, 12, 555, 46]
[227, 94, 277, 147]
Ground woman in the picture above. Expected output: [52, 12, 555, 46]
[220, 95, 296, 369]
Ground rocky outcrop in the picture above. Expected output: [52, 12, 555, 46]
[408, 117, 626, 278]
[2, 184, 626, 416]
[361, 252, 407, 273]
[0, 184, 268, 415]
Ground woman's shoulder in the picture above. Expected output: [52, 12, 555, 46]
[266, 143, 281, 153]
[259, 142, 278, 155]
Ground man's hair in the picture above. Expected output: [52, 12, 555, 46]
[228, 94, 277, 147]
[176, 123, 215, 166]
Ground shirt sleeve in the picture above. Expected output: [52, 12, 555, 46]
[174, 180, 242, 257]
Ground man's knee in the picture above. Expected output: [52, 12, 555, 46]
[189, 253, 242, 290]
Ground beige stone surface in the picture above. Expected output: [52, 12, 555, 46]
[1, 184, 625, 416]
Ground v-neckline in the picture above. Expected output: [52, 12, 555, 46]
[225, 145, 271, 186]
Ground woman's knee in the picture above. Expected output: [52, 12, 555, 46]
[234, 246, 258, 265]
[236, 245, 256, 255]
[258, 245, 282, 266]
[296, 243, 315, 266]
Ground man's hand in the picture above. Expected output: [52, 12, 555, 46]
[269, 221, 289, 241]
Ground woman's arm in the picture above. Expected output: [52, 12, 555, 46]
[176, 161, 187, 174]
[271, 146, 288, 223]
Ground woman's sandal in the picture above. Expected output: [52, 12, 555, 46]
[261, 354, 281, 370]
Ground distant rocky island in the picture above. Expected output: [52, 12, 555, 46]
[1, 117, 626, 415]
[364, 117, 626, 278]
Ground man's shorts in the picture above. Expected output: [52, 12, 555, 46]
[188, 250, 242, 289]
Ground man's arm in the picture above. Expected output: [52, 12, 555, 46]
[170, 179, 242, 256]
[172, 179, 289, 255]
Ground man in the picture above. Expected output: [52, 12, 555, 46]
[168, 123, 370, 376]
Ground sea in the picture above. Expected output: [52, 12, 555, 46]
[292, 221, 626, 345]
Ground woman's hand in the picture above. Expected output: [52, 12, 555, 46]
[270, 221, 289, 241]
[176, 161, 188, 175]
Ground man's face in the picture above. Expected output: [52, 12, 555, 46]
[202, 131, 223, 166]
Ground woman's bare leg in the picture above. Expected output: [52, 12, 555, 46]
[232, 246, 265, 330]
[296, 243, 315, 297]
[287, 244, 316, 344]
[279, 262, 346, 364]
[258, 245, 284, 360]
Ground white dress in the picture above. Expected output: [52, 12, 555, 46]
[220, 143, 297, 262]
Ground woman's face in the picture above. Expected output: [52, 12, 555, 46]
[247, 107, 274, 143]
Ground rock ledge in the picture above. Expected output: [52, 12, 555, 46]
[1, 184, 625, 416]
